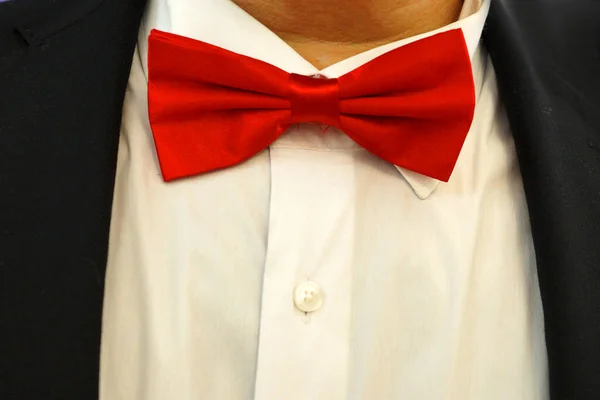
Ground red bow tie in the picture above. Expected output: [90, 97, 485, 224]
[148, 29, 475, 182]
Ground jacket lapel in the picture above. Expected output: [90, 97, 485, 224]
[0, 0, 105, 66]
[12, 0, 106, 45]
[484, 0, 600, 398]
[0, 0, 147, 397]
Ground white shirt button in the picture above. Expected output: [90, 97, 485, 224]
[293, 281, 323, 313]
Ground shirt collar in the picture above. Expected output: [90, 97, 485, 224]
[140, 0, 490, 199]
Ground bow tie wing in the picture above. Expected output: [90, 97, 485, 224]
[148, 30, 292, 181]
[338, 29, 476, 182]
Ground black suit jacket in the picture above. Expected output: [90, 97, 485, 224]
[1, 0, 599, 399]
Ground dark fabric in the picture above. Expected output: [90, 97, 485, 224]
[0, 0, 146, 399]
[0, 0, 599, 399]
[484, 1, 600, 398]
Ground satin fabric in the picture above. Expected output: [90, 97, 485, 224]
[147, 28, 476, 182]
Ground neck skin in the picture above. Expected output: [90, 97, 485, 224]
[232, 0, 465, 69]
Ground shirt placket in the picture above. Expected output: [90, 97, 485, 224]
[253, 126, 356, 400]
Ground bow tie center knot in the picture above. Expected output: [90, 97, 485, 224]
[288, 73, 340, 128]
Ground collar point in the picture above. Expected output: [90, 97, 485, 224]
[395, 166, 442, 199]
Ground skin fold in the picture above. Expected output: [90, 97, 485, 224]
[232, 0, 465, 68]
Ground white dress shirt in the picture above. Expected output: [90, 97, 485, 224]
[101, 0, 549, 398]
